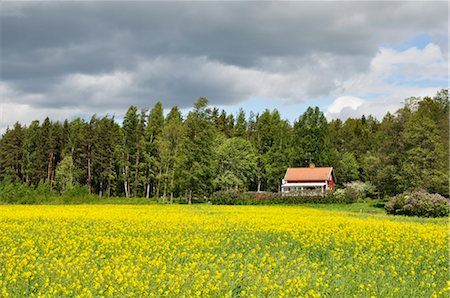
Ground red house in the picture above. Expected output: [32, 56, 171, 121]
[281, 163, 335, 195]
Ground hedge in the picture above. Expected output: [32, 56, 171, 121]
[209, 190, 354, 205]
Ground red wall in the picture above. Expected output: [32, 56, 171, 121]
[327, 179, 335, 190]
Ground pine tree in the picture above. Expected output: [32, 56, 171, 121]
[0, 123, 24, 182]
[144, 102, 164, 198]
[22, 120, 46, 185]
[234, 109, 247, 138]
[122, 106, 139, 197]
[157, 106, 186, 201]
[291, 107, 332, 167]
[183, 98, 216, 202]
[92, 116, 120, 197]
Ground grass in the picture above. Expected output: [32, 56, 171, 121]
[302, 200, 386, 213]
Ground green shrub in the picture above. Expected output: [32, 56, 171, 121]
[332, 189, 354, 204]
[343, 181, 375, 201]
[209, 190, 341, 205]
[385, 191, 449, 217]
[0, 180, 94, 204]
[0, 180, 57, 204]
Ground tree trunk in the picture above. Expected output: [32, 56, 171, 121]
[87, 156, 92, 194]
[99, 181, 103, 198]
[123, 163, 129, 198]
[146, 183, 150, 199]
[156, 167, 162, 199]
[47, 152, 54, 188]
[107, 179, 111, 198]
[124, 180, 129, 198]
[134, 148, 140, 197]
[170, 166, 175, 204]
[163, 164, 169, 199]
[257, 177, 261, 192]
[124, 153, 130, 198]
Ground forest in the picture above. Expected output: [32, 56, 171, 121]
[0, 89, 448, 199]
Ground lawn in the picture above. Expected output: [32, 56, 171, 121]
[0, 204, 448, 297]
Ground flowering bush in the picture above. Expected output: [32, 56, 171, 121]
[385, 191, 449, 217]
[332, 189, 353, 203]
[343, 181, 376, 200]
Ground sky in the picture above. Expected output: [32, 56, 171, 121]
[0, 1, 448, 134]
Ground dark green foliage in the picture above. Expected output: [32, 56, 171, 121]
[385, 191, 449, 217]
[91, 116, 121, 197]
[210, 191, 341, 205]
[234, 109, 247, 137]
[213, 137, 257, 191]
[0, 179, 58, 204]
[250, 109, 292, 192]
[183, 98, 216, 199]
[291, 107, 332, 167]
[0, 89, 448, 202]
[343, 181, 376, 201]
[335, 152, 359, 185]
[0, 122, 23, 182]
[157, 106, 187, 200]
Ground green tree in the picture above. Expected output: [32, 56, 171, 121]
[214, 137, 257, 191]
[92, 116, 121, 197]
[335, 152, 359, 185]
[55, 155, 74, 192]
[291, 107, 332, 167]
[144, 102, 165, 198]
[22, 120, 46, 185]
[183, 97, 216, 202]
[0, 123, 24, 182]
[398, 112, 447, 195]
[157, 106, 186, 201]
[122, 106, 140, 197]
[235, 109, 247, 138]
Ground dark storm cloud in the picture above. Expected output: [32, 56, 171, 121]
[0, 1, 448, 112]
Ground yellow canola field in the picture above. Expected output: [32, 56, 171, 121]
[0, 205, 448, 297]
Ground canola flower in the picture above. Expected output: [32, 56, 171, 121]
[0, 205, 448, 297]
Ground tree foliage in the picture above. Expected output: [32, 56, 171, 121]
[0, 89, 448, 198]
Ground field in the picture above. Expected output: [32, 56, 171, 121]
[0, 205, 448, 297]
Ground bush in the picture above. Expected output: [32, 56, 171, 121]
[210, 190, 342, 205]
[385, 191, 449, 217]
[0, 180, 60, 204]
[0, 180, 99, 204]
[343, 181, 375, 201]
[332, 189, 354, 204]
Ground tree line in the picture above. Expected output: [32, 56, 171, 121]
[0, 89, 448, 199]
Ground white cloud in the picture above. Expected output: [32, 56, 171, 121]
[55, 71, 133, 105]
[0, 102, 84, 135]
[327, 43, 447, 120]
[326, 96, 402, 120]
[371, 43, 446, 80]
[0, 81, 117, 135]
[326, 96, 364, 115]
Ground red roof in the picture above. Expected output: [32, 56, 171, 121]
[284, 166, 334, 182]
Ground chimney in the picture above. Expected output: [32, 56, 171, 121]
[309, 163, 315, 168]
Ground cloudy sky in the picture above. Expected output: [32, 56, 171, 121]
[0, 1, 448, 133]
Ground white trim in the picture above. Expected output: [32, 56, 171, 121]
[282, 182, 326, 187]
[281, 182, 330, 193]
